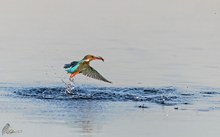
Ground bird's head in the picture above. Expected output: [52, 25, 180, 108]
[83, 55, 104, 62]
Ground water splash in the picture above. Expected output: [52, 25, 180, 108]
[61, 79, 75, 95]
[13, 86, 193, 106]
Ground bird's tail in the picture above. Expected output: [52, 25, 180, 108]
[64, 64, 71, 69]
[65, 69, 71, 73]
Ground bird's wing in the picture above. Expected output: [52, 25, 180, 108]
[64, 61, 79, 69]
[81, 65, 112, 83]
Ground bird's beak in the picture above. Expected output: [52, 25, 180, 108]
[95, 56, 104, 62]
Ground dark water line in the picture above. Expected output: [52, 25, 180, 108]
[1, 85, 196, 106]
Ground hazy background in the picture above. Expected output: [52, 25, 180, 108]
[0, 0, 220, 88]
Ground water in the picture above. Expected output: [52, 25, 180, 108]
[1, 0, 220, 137]
[1, 85, 220, 137]
[13, 86, 187, 104]
[3, 85, 220, 109]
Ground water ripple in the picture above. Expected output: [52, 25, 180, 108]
[12, 86, 192, 106]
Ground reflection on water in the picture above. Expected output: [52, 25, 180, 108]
[70, 102, 113, 137]
[61, 100, 104, 135]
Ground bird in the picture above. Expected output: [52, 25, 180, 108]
[64, 55, 112, 83]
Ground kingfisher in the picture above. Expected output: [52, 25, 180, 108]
[64, 55, 112, 83]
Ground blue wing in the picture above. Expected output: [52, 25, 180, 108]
[64, 61, 79, 69]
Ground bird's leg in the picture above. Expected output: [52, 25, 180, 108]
[68, 72, 79, 85]
[70, 72, 80, 79]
